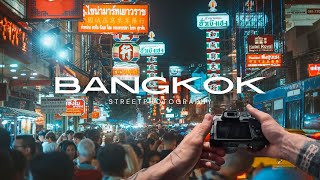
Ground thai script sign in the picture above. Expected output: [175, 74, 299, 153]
[78, 4, 149, 34]
[308, 64, 320, 77]
[246, 54, 282, 68]
[139, 42, 165, 56]
[197, 13, 230, 30]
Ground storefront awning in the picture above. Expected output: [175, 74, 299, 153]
[0, 107, 40, 118]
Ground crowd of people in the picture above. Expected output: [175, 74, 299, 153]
[0, 122, 200, 180]
[0, 105, 319, 180]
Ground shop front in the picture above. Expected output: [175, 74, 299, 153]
[0, 106, 40, 138]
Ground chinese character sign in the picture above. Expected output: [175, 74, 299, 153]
[206, 30, 221, 91]
[78, 4, 149, 34]
[113, 43, 140, 62]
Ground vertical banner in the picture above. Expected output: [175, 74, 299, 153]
[146, 56, 158, 118]
[206, 30, 221, 91]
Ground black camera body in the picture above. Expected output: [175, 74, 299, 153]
[210, 111, 269, 152]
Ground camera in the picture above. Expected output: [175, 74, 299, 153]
[210, 111, 269, 153]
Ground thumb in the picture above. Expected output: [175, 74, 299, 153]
[246, 104, 271, 123]
[190, 114, 213, 140]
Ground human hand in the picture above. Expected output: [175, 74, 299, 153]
[246, 104, 289, 159]
[165, 114, 226, 178]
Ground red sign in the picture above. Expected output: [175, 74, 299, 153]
[0, 15, 29, 54]
[81, 106, 100, 119]
[246, 54, 282, 68]
[60, 99, 85, 116]
[27, 0, 83, 20]
[112, 43, 140, 62]
[308, 64, 320, 77]
[78, 4, 149, 34]
[247, 35, 274, 53]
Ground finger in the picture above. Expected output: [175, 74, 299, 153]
[203, 143, 226, 156]
[200, 152, 225, 166]
[246, 104, 272, 123]
[198, 160, 221, 171]
[189, 114, 213, 139]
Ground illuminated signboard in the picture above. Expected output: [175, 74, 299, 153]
[169, 66, 188, 77]
[27, 0, 83, 19]
[60, 99, 85, 116]
[197, 13, 230, 30]
[112, 62, 140, 81]
[236, 12, 268, 28]
[78, 4, 149, 34]
[246, 54, 282, 68]
[247, 35, 274, 53]
[81, 106, 100, 119]
[113, 34, 140, 42]
[308, 64, 320, 77]
[206, 30, 220, 39]
[0, 15, 29, 54]
[139, 42, 165, 56]
[206, 41, 220, 51]
[285, 4, 320, 31]
[112, 43, 140, 62]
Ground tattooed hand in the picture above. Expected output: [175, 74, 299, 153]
[247, 104, 320, 179]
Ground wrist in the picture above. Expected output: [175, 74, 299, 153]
[136, 158, 176, 180]
[279, 131, 291, 160]
[279, 132, 314, 163]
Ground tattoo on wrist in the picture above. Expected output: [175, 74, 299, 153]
[296, 141, 320, 178]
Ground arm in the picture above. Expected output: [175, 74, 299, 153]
[128, 114, 226, 180]
[281, 133, 320, 178]
[56, 133, 66, 144]
[246, 104, 320, 179]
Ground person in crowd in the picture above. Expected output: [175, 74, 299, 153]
[157, 123, 165, 137]
[10, 149, 28, 180]
[98, 144, 128, 180]
[37, 130, 47, 143]
[61, 140, 77, 161]
[13, 135, 36, 161]
[0, 127, 11, 150]
[57, 130, 74, 144]
[135, 131, 147, 141]
[73, 139, 102, 180]
[136, 140, 149, 168]
[86, 129, 102, 156]
[104, 132, 115, 145]
[159, 132, 177, 160]
[30, 152, 74, 180]
[66, 130, 74, 141]
[117, 131, 127, 144]
[42, 131, 57, 153]
[73, 132, 85, 145]
[34, 142, 43, 156]
[75, 138, 97, 170]
[122, 144, 140, 177]
[145, 151, 161, 168]
[0, 149, 27, 180]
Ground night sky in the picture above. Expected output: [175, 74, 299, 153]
[146, 0, 212, 66]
